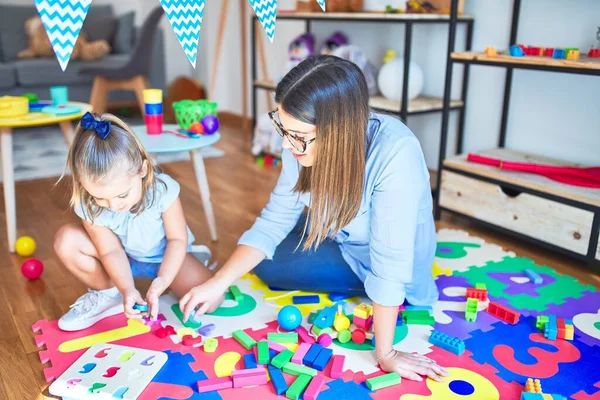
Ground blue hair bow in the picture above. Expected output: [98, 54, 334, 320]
[81, 112, 111, 139]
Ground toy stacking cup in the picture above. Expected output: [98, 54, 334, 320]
[143, 89, 163, 134]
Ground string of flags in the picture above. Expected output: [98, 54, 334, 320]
[33, 0, 327, 71]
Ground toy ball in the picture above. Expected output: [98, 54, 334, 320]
[21, 258, 44, 280]
[201, 115, 219, 134]
[189, 122, 205, 134]
[277, 305, 302, 331]
[377, 58, 424, 101]
[15, 236, 36, 257]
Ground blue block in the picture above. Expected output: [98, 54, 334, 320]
[521, 393, 544, 400]
[524, 269, 543, 284]
[405, 305, 433, 312]
[509, 44, 524, 56]
[269, 349, 277, 361]
[429, 330, 465, 356]
[545, 326, 557, 340]
[564, 319, 573, 325]
[314, 307, 335, 329]
[312, 348, 333, 371]
[268, 364, 288, 395]
[553, 49, 565, 59]
[244, 353, 257, 369]
[303, 344, 323, 367]
[144, 102, 163, 115]
[329, 293, 351, 301]
[292, 295, 320, 305]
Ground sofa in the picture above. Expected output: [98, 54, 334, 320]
[0, 4, 166, 104]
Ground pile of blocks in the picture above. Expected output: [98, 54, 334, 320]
[536, 315, 574, 340]
[463, 282, 521, 325]
[308, 302, 375, 346]
[520, 377, 567, 400]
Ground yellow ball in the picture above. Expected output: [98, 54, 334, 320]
[15, 236, 36, 257]
[333, 314, 350, 332]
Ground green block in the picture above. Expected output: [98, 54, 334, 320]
[536, 315, 549, 330]
[286, 374, 312, 400]
[401, 310, 431, 319]
[229, 285, 243, 302]
[405, 315, 435, 325]
[257, 340, 270, 364]
[475, 283, 487, 289]
[465, 298, 478, 322]
[308, 311, 318, 324]
[282, 362, 317, 377]
[366, 372, 401, 390]
[403, 310, 435, 325]
[268, 332, 298, 344]
[232, 329, 257, 350]
[271, 349, 294, 369]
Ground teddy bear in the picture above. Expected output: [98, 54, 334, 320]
[17, 16, 111, 62]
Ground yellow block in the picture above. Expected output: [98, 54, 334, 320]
[485, 46, 497, 56]
[59, 319, 150, 352]
[566, 49, 580, 61]
[354, 303, 373, 319]
[143, 89, 163, 104]
[565, 325, 574, 340]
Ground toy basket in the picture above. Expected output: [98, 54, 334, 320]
[172, 100, 217, 130]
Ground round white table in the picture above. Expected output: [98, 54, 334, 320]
[131, 124, 220, 241]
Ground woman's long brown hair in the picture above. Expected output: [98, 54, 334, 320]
[276, 55, 370, 251]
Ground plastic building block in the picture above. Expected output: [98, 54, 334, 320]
[544, 315, 557, 340]
[233, 329, 257, 350]
[329, 293, 351, 301]
[536, 315, 549, 330]
[268, 332, 298, 344]
[589, 48, 600, 58]
[312, 347, 333, 371]
[565, 47, 580, 60]
[314, 307, 335, 329]
[330, 355, 345, 379]
[485, 46, 497, 56]
[229, 285, 243, 302]
[244, 353, 257, 369]
[486, 302, 520, 324]
[232, 367, 268, 388]
[267, 340, 286, 352]
[271, 349, 294, 369]
[351, 329, 366, 344]
[475, 282, 487, 289]
[286, 373, 312, 400]
[133, 304, 149, 312]
[405, 305, 433, 312]
[402, 310, 435, 325]
[557, 318, 566, 339]
[466, 288, 488, 301]
[268, 364, 288, 395]
[292, 343, 312, 364]
[520, 393, 567, 400]
[303, 344, 324, 367]
[509, 45, 524, 56]
[304, 375, 326, 400]
[296, 326, 316, 344]
[524, 269, 543, 284]
[465, 298, 478, 322]
[429, 329, 465, 356]
[204, 338, 218, 353]
[257, 340, 270, 364]
[292, 295, 320, 304]
[564, 325, 574, 340]
[365, 372, 402, 390]
[197, 376, 233, 393]
[282, 361, 318, 377]
[354, 303, 373, 319]
[553, 49, 566, 59]
[525, 377, 542, 393]
[544, 48, 554, 57]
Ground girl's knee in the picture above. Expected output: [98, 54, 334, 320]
[54, 224, 79, 257]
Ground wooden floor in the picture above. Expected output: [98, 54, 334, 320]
[0, 122, 598, 399]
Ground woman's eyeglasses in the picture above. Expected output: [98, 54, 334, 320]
[268, 108, 316, 153]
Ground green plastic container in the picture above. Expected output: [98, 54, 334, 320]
[172, 99, 218, 129]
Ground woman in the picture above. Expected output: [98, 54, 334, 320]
[180, 55, 447, 382]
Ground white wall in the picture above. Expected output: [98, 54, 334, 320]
[202, 0, 600, 168]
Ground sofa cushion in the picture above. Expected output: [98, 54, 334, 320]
[0, 63, 17, 89]
[14, 54, 129, 86]
[83, 17, 118, 44]
[113, 11, 135, 54]
[0, 5, 114, 63]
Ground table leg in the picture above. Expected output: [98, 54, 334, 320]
[191, 150, 218, 242]
[1, 127, 16, 252]
[59, 120, 75, 145]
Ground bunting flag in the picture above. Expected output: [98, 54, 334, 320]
[160, 0, 205, 68]
[316, 0, 326, 11]
[34, 0, 91, 71]
[248, 0, 278, 43]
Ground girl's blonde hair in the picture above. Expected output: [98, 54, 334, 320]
[58, 113, 161, 222]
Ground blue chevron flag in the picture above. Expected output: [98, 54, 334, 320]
[248, 0, 278, 43]
[34, 0, 91, 71]
[316, 0, 326, 11]
[160, 0, 205, 68]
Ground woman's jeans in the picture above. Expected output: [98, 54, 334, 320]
[254, 217, 367, 296]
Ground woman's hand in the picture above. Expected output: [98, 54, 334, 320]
[378, 349, 448, 382]
[146, 277, 168, 321]
[123, 287, 147, 320]
[179, 277, 228, 322]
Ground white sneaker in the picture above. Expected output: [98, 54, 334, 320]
[58, 289, 124, 331]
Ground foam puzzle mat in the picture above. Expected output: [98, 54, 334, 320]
[32, 229, 600, 399]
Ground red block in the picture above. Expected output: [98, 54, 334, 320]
[589, 48, 600, 58]
[486, 302, 520, 324]
[354, 315, 369, 330]
[330, 355, 345, 379]
[145, 113, 163, 135]
[197, 376, 233, 393]
[466, 288, 488, 301]
[544, 48, 554, 57]
[557, 318, 566, 339]
[296, 326, 316, 344]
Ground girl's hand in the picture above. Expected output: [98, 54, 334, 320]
[378, 349, 448, 382]
[179, 277, 228, 322]
[123, 288, 147, 320]
[146, 277, 168, 321]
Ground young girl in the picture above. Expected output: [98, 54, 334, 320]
[54, 112, 222, 331]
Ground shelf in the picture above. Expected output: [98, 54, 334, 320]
[451, 52, 600, 74]
[254, 80, 464, 115]
[443, 148, 600, 208]
[275, 11, 474, 22]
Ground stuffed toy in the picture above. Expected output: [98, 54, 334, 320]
[17, 16, 111, 61]
[320, 31, 348, 55]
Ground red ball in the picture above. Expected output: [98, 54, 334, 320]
[189, 122, 204, 134]
[21, 258, 43, 280]
[351, 329, 366, 344]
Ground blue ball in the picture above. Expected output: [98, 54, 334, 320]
[277, 305, 302, 331]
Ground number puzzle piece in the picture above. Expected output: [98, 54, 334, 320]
[400, 367, 500, 399]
